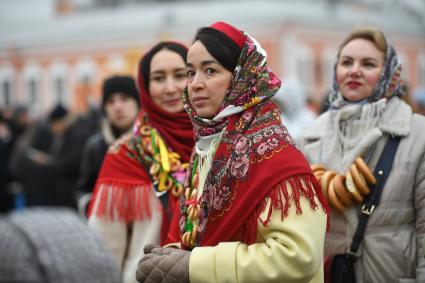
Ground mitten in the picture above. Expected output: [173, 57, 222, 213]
[136, 244, 190, 283]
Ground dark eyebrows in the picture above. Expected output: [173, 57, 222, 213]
[186, 59, 219, 68]
[150, 67, 186, 75]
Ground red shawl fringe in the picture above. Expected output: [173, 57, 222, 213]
[88, 179, 162, 223]
[235, 174, 330, 244]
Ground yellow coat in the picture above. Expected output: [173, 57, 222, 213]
[189, 183, 327, 283]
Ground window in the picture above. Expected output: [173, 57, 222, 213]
[28, 78, 38, 105]
[76, 59, 97, 85]
[55, 77, 64, 104]
[49, 62, 70, 107]
[0, 66, 15, 107]
[2, 80, 11, 106]
[22, 63, 42, 112]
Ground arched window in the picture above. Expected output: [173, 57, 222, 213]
[0, 66, 14, 107]
[1, 80, 11, 107]
[49, 62, 70, 107]
[75, 58, 97, 86]
[22, 63, 42, 112]
[28, 79, 38, 105]
[106, 54, 126, 74]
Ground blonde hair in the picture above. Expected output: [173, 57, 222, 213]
[337, 26, 388, 59]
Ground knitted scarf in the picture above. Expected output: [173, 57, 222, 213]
[172, 32, 329, 247]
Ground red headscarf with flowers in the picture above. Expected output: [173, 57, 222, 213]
[168, 22, 329, 247]
[89, 42, 194, 244]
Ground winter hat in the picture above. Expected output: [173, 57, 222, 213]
[0, 208, 121, 283]
[48, 104, 68, 122]
[102, 75, 140, 111]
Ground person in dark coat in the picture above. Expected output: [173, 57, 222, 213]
[0, 111, 14, 212]
[9, 105, 69, 207]
[75, 75, 140, 216]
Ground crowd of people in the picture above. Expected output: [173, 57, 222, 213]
[1, 20, 425, 283]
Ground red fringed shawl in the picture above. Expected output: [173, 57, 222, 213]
[168, 101, 329, 246]
[88, 44, 194, 244]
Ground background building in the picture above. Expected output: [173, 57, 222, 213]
[0, 0, 424, 115]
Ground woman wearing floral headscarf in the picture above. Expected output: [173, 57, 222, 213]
[136, 22, 329, 283]
[300, 27, 425, 282]
[88, 42, 194, 283]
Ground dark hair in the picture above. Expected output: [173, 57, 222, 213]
[194, 27, 242, 72]
[140, 42, 188, 91]
[48, 104, 68, 122]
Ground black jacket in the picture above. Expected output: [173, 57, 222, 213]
[77, 132, 109, 195]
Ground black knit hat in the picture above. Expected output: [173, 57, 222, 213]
[102, 76, 140, 112]
[48, 104, 68, 122]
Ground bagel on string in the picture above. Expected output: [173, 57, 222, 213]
[314, 170, 325, 181]
[320, 170, 337, 201]
[140, 125, 151, 136]
[171, 183, 183, 197]
[345, 171, 364, 203]
[333, 174, 353, 206]
[311, 164, 325, 183]
[328, 178, 346, 211]
[354, 157, 377, 185]
[311, 164, 325, 173]
[350, 163, 371, 195]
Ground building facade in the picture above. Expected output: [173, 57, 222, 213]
[0, 0, 424, 115]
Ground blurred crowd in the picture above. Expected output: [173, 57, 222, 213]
[0, 103, 100, 211]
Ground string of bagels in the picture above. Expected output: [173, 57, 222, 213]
[311, 158, 376, 211]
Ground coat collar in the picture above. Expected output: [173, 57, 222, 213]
[302, 97, 412, 140]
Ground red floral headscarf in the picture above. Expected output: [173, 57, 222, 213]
[168, 22, 329, 247]
[89, 42, 194, 243]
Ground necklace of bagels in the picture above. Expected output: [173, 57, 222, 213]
[311, 158, 376, 211]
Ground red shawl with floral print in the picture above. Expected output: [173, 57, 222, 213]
[167, 26, 329, 247]
[170, 101, 328, 246]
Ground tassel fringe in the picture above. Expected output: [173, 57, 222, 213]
[88, 179, 161, 223]
[236, 174, 330, 244]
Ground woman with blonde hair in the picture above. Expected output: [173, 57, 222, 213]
[300, 26, 425, 282]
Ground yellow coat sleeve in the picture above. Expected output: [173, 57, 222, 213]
[189, 183, 327, 283]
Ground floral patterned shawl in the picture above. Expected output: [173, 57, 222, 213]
[88, 42, 194, 244]
[170, 30, 329, 247]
